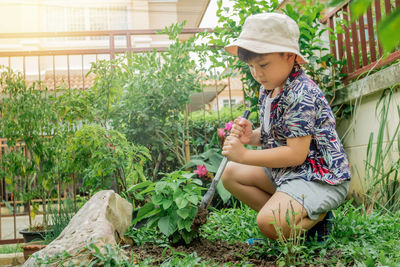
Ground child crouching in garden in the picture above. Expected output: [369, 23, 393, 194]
[221, 12, 351, 241]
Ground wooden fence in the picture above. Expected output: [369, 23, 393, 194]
[322, 0, 400, 82]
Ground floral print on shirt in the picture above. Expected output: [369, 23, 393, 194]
[259, 64, 351, 186]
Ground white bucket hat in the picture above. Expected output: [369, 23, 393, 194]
[225, 12, 308, 64]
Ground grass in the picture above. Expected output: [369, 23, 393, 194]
[363, 87, 400, 213]
[25, 198, 400, 266]
[200, 204, 264, 243]
[43, 198, 76, 244]
[0, 244, 23, 254]
[126, 200, 400, 266]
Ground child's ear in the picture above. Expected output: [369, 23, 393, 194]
[285, 53, 296, 63]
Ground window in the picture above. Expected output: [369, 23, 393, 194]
[89, 8, 109, 40]
[45, 4, 129, 41]
[90, 6, 129, 40]
[223, 99, 236, 108]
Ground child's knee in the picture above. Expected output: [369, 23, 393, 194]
[221, 162, 235, 186]
[256, 213, 279, 240]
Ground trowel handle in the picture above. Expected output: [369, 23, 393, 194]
[199, 110, 250, 209]
[241, 110, 250, 122]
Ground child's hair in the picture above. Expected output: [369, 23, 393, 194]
[237, 47, 263, 62]
[237, 47, 284, 63]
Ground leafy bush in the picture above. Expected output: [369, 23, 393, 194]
[0, 67, 64, 226]
[85, 22, 203, 178]
[64, 124, 151, 198]
[133, 171, 205, 244]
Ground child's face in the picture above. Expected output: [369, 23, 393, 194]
[247, 53, 296, 90]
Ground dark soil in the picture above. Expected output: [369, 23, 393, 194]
[128, 238, 278, 266]
[190, 208, 209, 231]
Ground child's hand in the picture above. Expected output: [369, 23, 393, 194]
[230, 117, 252, 144]
[222, 135, 247, 163]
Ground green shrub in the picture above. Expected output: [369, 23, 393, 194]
[64, 124, 150, 198]
[133, 170, 205, 244]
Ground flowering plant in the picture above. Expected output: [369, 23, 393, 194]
[194, 165, 208, 178]
[225, 121, 233, 131]
[194, 164, 213, 181]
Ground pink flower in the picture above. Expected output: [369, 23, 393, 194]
[225, 121, 233, 131]
[194, 165, 208, 178]
[217, 128, 225, 138]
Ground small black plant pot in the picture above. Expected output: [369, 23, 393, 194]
[19, 228, 53, 243]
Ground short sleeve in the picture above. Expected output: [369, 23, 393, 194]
[281, 88, 316, 138]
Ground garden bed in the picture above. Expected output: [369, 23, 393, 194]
[129, 238, 276, 266]
[121, 203, 400, 266]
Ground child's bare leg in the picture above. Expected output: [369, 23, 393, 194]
[256, 192, 325, 239]
[221, 162, 276, 212]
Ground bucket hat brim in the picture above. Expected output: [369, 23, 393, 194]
[225, 39, 308, 64]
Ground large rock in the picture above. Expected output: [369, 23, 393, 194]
[23, 190, 132, 266]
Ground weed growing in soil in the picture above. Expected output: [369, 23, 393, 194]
[270, 202, 307, 266]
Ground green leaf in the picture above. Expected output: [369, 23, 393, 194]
[133, 202, 156, 224]
[216, 179, 231, 203]
[175, 197, 188, 209]
[350, 0, 373, 21]
[378, 7, 400, 53]
[184, 219, 193, 232]
[182, 159, 205, 169]
[328, 0, 344, 7]
[158, 216, 176, 236]
[192, 179, 203, 186]
[177, 217, 185, 230]
[151, 194, 163, 205]
[155, 181, 167, 194]
[182, 172, 196, 179]
[187, 195, 199, 205]
[177, 207, 190, 219]
[127, 180, 153, 192]
[285, 209, 291, 226]
[162, 199, 173, 210]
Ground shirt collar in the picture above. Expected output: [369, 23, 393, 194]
[285, 63, 302, 86]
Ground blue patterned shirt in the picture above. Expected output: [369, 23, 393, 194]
[259, 64, 351, 185]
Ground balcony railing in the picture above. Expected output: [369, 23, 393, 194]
[0, 28, 211, 91]
[322, 0, 400, 82]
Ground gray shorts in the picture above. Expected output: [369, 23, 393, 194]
[264, 168, 350, 220]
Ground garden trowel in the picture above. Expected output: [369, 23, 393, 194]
[192, 110, 250, 230]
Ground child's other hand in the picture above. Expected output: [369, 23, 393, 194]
[222, 135, 246, 163]
[230, 117, 252, 144]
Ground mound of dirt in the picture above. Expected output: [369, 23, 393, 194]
[190, 208, 209, 231]
[128, 238, 277, 266]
